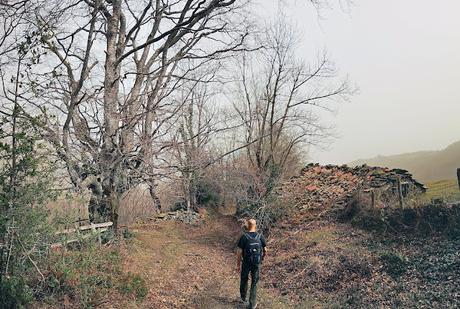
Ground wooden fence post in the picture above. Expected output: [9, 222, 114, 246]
[457, 168, 460, 191]
[371, 190, 375, 208]
[397, 177, 404, 209]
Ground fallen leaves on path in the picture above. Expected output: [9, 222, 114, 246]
[108, 215, 288, 309]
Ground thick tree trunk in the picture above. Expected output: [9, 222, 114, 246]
[103, 5, 121, 147]
[189, 175, 197, 211]
[108, 190, 120, 234]
[149, 182, 162, 211]
[101, 1, 124, 234]
[96, 176, 121, 232]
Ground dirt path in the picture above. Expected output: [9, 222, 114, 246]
[114, 214, 289, 309]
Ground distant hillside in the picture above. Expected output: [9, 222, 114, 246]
[349, 140, 460, 183]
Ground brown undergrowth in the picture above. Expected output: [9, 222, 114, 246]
[34, 195, 460, 309]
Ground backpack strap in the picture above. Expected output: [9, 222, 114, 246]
[244, 232, 261, 241]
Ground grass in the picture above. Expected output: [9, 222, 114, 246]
[43, 243, 124, 307]
[424, 179, 460, 202]
[118, 274, 148, 299]
[131, 223, 185, 271]
[36, 234, 150, 308]
[303, 228, 336, 243]
[258, 288, 301, 309]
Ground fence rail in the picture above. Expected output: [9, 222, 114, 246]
[51, 222, 113, 249]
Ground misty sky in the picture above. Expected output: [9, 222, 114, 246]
[258, 0, 460, 164]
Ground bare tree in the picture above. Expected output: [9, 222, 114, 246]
[0, 0, 251, 230]
[171, 79, 217, 210]
[0, 1, 34, 57]
[0, 0, 353, 229]
[232, 19, 353, 200]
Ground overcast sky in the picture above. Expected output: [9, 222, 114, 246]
[258, 0, 460, 164]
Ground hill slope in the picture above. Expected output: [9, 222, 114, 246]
[349, 140, 460, 182]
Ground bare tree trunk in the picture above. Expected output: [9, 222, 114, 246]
[108, 191, 120, 234]
[149, 181, 162, 211]
[189, 172, 197, 211]
[103, 0, 125, 166]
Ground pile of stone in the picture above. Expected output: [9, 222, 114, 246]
[279, 164, 426, 211]
[154, 210, 205, 224]
[354, 166, 426, 193]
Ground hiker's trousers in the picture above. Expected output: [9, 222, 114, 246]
[240, 262, 260, 308]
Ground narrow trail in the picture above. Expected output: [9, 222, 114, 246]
[115, 214, 288, 309]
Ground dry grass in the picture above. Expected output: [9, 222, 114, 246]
[46, 186, 160, 226]
[424, 179, 460, 202]
[119, 186, 159, 225]
[47, 193, 90, 225]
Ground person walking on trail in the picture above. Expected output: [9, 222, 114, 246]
[236, 219, 267, 309]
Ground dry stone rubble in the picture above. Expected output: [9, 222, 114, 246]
[278, 163, 426, 212]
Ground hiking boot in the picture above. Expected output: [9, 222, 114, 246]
[248, 302, 257, 309]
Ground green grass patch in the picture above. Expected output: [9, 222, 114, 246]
[424, 179, 460, 202]
[118, 273, 148, 300]
[42, 243, 130, 307]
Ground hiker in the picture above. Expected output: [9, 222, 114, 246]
[236, 219, 267, 309]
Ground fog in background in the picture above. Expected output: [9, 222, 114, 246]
[258, 0, 460, 164]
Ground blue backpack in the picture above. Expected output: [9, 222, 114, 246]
[244, 233, 262, 265]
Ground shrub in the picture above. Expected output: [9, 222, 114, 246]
[0, 111, 56, 306]
[0, 277, 33, 309]
[196, 177, 221, 207]
[379, 251, 408, 279]
[401, 208, 418, 227]
[171, 200, 188, 212]
[237, 194, 294, 232]
[350, 209, 387, 233]
[45, 243, 123, 306]
[342, 193, 460, 238]
[122, 227, 136, 240]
